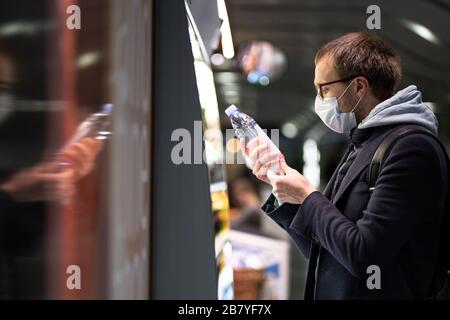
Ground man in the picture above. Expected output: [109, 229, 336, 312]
[0, 45, 78, 299]
[0, 47, 77, 203]
[243, 32, 448, 299]
[0, 46, 100, 299]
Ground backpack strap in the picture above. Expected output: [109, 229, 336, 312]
[367, 124, 437, 192]
[366, 124, 450, 298]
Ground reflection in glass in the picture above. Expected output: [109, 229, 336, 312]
[0, 0, 152, 299]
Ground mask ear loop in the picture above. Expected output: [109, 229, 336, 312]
[350, 90, 366, 113]
[337, 79, 367, 114]
[335, 80, 355, 115]
[337, 79, 356, 101]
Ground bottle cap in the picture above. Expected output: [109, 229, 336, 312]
[225, 105, 238, 117]
[102, 104, 114, 114]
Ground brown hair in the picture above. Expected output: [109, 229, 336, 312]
[315, 32, 402, 101]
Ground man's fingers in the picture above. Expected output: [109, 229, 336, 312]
[43, 174, 77, 202]
[38, 169, 76, 197]
[279, 155, 290, 174]
[253, 151, 278, 174]
[39, 169, 74, 182]
[252, 158, 262, 176]
[249, 143, 269, 164]
[247, 137, 264, 150]
[260, 151, 281, 166]
[43, 184, 75, 202]
[240, 138, 251, 158]
[254, 158, 280, 178]
[35, 161, 59, 174]
[266, 169, 277, 183]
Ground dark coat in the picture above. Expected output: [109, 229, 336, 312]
[262, 124, 448, 299]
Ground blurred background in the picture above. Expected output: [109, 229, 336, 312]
[0, 0, 449, 300]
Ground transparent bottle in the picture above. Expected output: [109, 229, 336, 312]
[225, 104, 283, 175]
[57, 104, 113, 178]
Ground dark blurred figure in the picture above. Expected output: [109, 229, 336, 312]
[0, 46, 76, 299]
[229, 177, 263, 231]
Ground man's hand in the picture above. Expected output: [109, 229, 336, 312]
[0, 136, 104, 203]
[267, 158, 317, 204]
[0, 163, 76, 203]
[240, 137, 283, 184]
[59, 137, 103, 180]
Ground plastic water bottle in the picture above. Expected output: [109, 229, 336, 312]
[225, 104, 283, 175]
[57, 104, 113, 178]
[64, 104, 113, 146]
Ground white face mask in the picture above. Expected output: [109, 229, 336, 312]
[314, 80, 365, 134]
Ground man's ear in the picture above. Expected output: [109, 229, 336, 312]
[355, 76, 370, 96]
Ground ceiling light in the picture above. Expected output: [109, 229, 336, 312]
[282, 122, 298, 138]
[211, 53, 225, 66]
[77, 52, 101, 69]
[0, 21, 42, 37]
[400, 19, 441, 46]
[217, 0, 235, 59]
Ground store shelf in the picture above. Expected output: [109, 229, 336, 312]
[215, 230, 229, 258]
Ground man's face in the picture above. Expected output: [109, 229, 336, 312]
[314, 54, 357, 113]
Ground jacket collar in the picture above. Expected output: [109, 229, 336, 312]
[323, 125, 399, 204]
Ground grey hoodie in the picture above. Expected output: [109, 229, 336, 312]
[358, 85, 438, 134]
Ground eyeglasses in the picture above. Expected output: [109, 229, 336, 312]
[315, 75, 360, 99]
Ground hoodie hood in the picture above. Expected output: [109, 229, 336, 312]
[358, 85, 438, 135]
